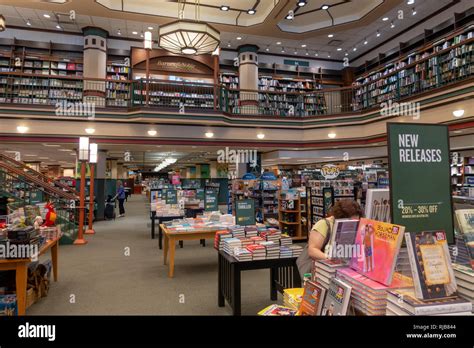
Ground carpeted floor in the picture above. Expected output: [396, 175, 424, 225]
[28, 194, 280, 315]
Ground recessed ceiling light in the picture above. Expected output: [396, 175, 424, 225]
[85, 128, 95, 134]
[294, 50, 298, 55]
[43, 143, 60, 147]
[376, 30, 381, 37]
[286, 11, 294, 20]
[227, 41, 231, 47]
[412, 8, 417, 16]
[314, 52, 318, 56]
[26, 19, 31, 26]
[205, 131, 214, 138]
[407, 0, 415, 4]
[382, 17, 389, 21]
[148, 130, 157, 136]
[305, 51, 309, 56]
[140, 31, 144, 38]
[43, 14, 51, 18]
[390, 22, 395, 28]
[345, 52, 348, 56]
[453, 109, 465, 118]
[453, 130, 463, 134]
[364, 38, 368, 45]
[58, 149, 73, 152]
[24, 154, 38, 157]
[327, 54, 331, 58]
[321, 5, 330, 10]
[337, 48, 342, 51]
[236, 36, 242, 40]
[132, 31, 138, 35]
[276, 41, 281, 45]
[257, 133, 265, 139]
[353, 47, 357, 51]
[247, 9, 256, 15]
[281, 47, 285, 53]
[328, 132, 336, 139]
[56, 24, 61, 29]
[148, 26, 154, 30]
[117, 29, 121, 35]
[220, 5, 230, 11]
[265, 46, 270, 52]
[301, 44, 307, 48]
[17, 126, 29, 133]
[298, 0, 307, 7]
[328, 34, 334, 38]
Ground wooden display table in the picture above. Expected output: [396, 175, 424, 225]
[161, 224, 219, 278]
[217, 250, 301, 316]
[0, 238, 59, 315]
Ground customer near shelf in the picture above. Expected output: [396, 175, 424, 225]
[296, 200, 363, 278]
[116, 180, 126, 217]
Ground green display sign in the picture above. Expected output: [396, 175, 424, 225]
[235, 199, 255, 226]
[388, 123, 454, 243]
[165, 189, 178, 204]
[205, 190, 218, 211]
[196, 188, 205, 200]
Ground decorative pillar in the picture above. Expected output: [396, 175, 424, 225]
[238, 44, 259, 115]
[82, 27, 108, 107]
[95, 150, 107, 221]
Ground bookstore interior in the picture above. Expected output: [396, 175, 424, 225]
[0, 0, 474, 323]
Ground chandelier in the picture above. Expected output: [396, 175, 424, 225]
[158, 0, 220, 55]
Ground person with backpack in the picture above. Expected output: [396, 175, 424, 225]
[116, 181, 126, 218]
[297, 200, 363, 279]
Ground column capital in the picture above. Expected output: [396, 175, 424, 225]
[82, 26, 109, 38]
[237, 44, 259, 54]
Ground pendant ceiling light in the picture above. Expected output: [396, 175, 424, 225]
[159, 0, 220, 55]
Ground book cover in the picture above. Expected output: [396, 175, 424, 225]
[350, 218, 405, 286]
[321, 278, 352, 316]
[257, 304, 297, 316]
[455, 209, 474, 234]
[364, 189, 391, 223]
[328, 219, 359, 260]
[298, 281, 326, 316]
[405, 230, 457, 300]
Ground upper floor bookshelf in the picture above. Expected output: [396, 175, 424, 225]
[107, 49, 132, 107]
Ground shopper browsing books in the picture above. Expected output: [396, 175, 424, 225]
[116, 181, 126, 218]
[297, 200, 363, 278]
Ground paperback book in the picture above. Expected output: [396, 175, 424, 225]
[350, 218, 405, 286]
[321, 278, 352, 316]
[298, 280, 326, 316]
[328, 219, 359, 261]
[365, 189, 391, 223]
[405, 230, 457, 300]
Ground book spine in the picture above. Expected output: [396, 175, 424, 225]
[405, 232, 423, 299]
[413, 302, 473, 315]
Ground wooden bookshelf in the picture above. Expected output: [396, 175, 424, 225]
[278, 191, 302, 240]
[249, 180, 279, 223]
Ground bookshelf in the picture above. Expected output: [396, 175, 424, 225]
[248, 180, 279, 223]
[107, 54, 131, 107]
[278, 190, 303, 240]
[307, 180, 354, 225]
[353, 27, 473, 111]
[451, 153, 474, 192]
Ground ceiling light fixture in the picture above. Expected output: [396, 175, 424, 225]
[220, 5, 230, 11]
[227, 41, 231, 47]
[205, 131, 214, 138]
[148, 26, 154, 30]
[257, 133, 265, 139]
[294, 49, 298, 55]
[390, 21, 395, 28]
[364, 38, 368, 45]
[314, 52, 318, 56]
[453, 109, 465, 118]
[337, 48, 342, 51]
[247, 9, 256, 15]
[382, 17, 389, 21]
[56, 24, 61, 29]
[132, 31, 138, 35]
[327, 54, 331, 58]
[276, 41, 281, 45]
[286, 11, 294, 20]
[407, 0, 415, 4]
[26, 19, 31, 26]
[281, 47, 285, 53]
[236, 36, 242, 40]
[321, 5, 330, 10]
[328, 132, 337, 139]
[345, 51, 348, 56]
[148, 130, 157, 136]
[140, 31, 144, 38]
[43, 14, 51, 18]
[265, 46, 270, 52]
[412, 8, 417, 16]
[328, 34, 334, 38]
[301, 44, 307, 48]
[376, 30, 381, 37]
[298, 0, 307, 7]
[117, 29, 121, 35]
[85, 128, 95, 134]
[17, 126, 29, 133]
[353, 47, 357, 51]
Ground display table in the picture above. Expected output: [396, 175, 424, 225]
[150, 211, 184, 247]
[161, 224, 220, 278]
[217, 251, 301, 316]
[0, 238, 59, 315]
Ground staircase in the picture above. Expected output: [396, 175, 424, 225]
[0, 155, 78, 244]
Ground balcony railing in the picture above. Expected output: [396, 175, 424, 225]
[0, 58, 472, 118]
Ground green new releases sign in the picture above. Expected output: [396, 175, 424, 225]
[165, 190, 178, 205]
[235, 199, 255, 226]
[205, 190, 218, 211]
[388, 123, 454, 243]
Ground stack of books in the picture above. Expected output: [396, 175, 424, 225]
[452, 263, 474, 311]
[288, 245, 303, 258]
[337, 268, 413, 316]
[280, 235, 293, 246]
[234, 248, 252, 262]
[223, 238, 241, 256]
[283, 288, 304, 311]
[386, 288, 473, 316]
[394, 247, 412, 277]
[244, 226, 258, 237]
[450, 234, 472, 267]
[313, 259, 346, 290]
[250, 236, 264, 244]
[214, 230, 233, 251]
[240, 238, 253, 248]
[265, 230, 282, 242]
[279, 246, 292, 258]
[229, 226, 245, 239]
[246, 244, 266, 260]
[262, 241, 280, 259]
